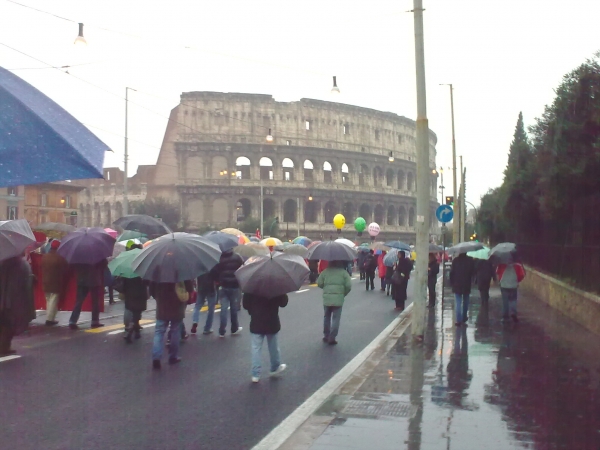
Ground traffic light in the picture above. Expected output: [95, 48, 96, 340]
[445, 196, 454, 206]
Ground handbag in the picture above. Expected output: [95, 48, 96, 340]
[391, 270, 404, 286]
[175, 282, 190, 303]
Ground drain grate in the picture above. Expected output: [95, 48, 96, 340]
[342, 399, 415, 418]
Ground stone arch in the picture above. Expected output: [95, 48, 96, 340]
[85, 203, 92, 227]
[342, 202, 355, 223]
[397, 170, 406, 190]
[235, 156, 251, 180]
[408, 207, 415, 227]
[386, 168, 395, 187]
[359, 164, 369, 186]
[407, 171, 415, 191]
[283, 199, 297, 223]
[398, 206, 407, 226]
[323, 200, 337, 225]
[374, 204, 384, 224]
[282, 158, 295, 182]
[213, 198, 229, 223]
[260, 157, 274, 180]
[323, 161, 333, 183]
[341, 163, 352, 184]
[212, 155, 228, 179]
[303, 159, 315, 181]
[263, 198, 276, 221]
[104, 202, 112, 227]
[187, 155, 204, 179]
[236, 198, 251, 222]
[373, 166, 383, 187]
[387, 205, 396, 226]
[359, 203, 372, 223]
[304, 200, 318, 223]
[115, 202, 123, 221]
[188, 198, 204, 224]
[93, 202, 101, 227]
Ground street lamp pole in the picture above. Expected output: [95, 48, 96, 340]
[411, 0, 430, 339]
[297, 197, 300, 237]
[440, 84, 458, 245]
[260, 179, 264, 238]
[123, 87, 136, 217]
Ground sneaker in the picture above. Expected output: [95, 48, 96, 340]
[203, 329, 213, 335]
[190, 323, 198, 334]
[181, 333, 189, 341]
[251, 377, 260, 383]
[68, 323, 79, 330]
[270, 364, 287, 377]
[45, 320, 59, 326]
[219, 334, 225, 338]
[168, 357, 182, 365]
[231, 327, 243, 335]
[90, 323, 105, 329]
[328, 340, 338, 345]
[152, 360, 161, 370]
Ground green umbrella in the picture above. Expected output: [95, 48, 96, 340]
[467, 246, 490, 260]
[108, 248, 142, 278]
[117, 230, 147, 242]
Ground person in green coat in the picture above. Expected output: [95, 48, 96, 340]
[317, 260, 352, 345]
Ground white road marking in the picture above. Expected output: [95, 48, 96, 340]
[0, 355, 21, 363]
[108, 329, 125, 335]
[251, 303, 414, 450]
[295, 289, 309, 293]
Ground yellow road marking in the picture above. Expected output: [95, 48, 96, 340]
[309, 284, 317, 287]
[85, 319, 154, 333]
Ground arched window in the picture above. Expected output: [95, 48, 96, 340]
[236, 198, 251, 222]
[386, 168, 395, 187]
[304, 160, 314, 181]
[323, 200, 336, 224]
[235, 156, 251, 180]
[398, 206, 407, 226]
[374, 204, 384, 224]
[359, 203, 371, 223]
[305, 200, 318, 223]
[260, 157, 273, 181]
[397, 170, 406, 190]
[407, 172, 415, 191]
[263, 198, 276, 222]
[342, 202, 354, 223]
[387, 205, 396, 226]
[323, 161, 333, 183]
[373, 167, 383, 187]
[283, 199, 297, 222]
[359, 164, 368, 186]
[408, 207, 415, 227]
[341, 163, 350, 184]
[282, 158, 294, 182]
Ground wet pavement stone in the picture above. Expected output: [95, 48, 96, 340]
[306, 286, 600, 449]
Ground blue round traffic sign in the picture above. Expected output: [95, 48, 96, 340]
[435, 205, 454, 223]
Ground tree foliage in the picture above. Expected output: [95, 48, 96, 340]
[130, 197, 182, 232]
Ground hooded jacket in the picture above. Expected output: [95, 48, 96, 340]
[450, 254, 476, 295]
[317, 267, 352, 307]
[243, 293, 288, 334]
[212, 250, 244, 288]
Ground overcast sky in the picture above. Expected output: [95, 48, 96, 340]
[1, 0, 599, 206]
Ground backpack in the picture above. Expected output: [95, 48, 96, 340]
[175, 282, 189, 303]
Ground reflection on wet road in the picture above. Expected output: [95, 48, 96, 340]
[310, 287, 600, 450]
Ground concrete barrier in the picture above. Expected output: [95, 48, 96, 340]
[521, 266, 600, 335]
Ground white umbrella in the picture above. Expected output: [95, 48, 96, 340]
[334, 238, 356, 248]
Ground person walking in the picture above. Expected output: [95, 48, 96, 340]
[449, 253, 476, 326]
[150, 280, 193, 369]
[317, 260, 352, 345]
[477, 259, 497, 304]
[0, 255, 35, 356]
[393, 251, 413, 311]
[117, 245, 149, 343]
[363, 250, 377, 291]
[69, 260, 107, 330]
[377, 251, 387, 292]
[357, 251, 367, 281]
[384, 260, 394, 296]
[427, 253, 440, 308]
[212, 249, 244, 337]
[308, 259, 319, 284]
[191, 271, 217, 335]
[497, 260, 525, 322]
[41, 240, 67, 326]
[243, 292, 288, 383]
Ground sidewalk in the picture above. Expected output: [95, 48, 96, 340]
[277, 285, 600, 450]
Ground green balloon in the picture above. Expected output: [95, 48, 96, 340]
[354, 217, 366, 232]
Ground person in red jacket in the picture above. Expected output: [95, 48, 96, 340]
[318, 259, 329, 274]
[496, 262, 526, 322]
[377, 251, 387, 291]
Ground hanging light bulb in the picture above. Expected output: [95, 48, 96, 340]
[74, 23, 87, 46]
[266, 128, 273, 143]
[331, 76, 340, 94]
[388, 151, 394, 162]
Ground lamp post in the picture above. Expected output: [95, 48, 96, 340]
[440, 83, 458, 246]
[123, 87, 136, 217]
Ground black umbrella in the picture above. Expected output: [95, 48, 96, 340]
[235, 252, 309, 298]
[132, 232, 221, 282]
[447, 241, 484, 257]
[0, 219, 36, 261]
[113, 215, 171, 238]
[203, 231, 239, 252]
[489, 242, 517, 264]
[384, 240, 411, 251]
[306, 241, 357, 262]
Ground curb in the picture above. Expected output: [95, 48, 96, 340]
[252, 303, 414, 450]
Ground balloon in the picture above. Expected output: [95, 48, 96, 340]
[333, 214, 345, 230]
[367, 222, 380, 237]
[354, 217, 366, 232]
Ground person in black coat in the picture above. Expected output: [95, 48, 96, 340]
[449, 253, 476, 326]
[243, 293, 288, 383]
[357, 251, 367, 280]
[363, 250, 377, 291]
[428, 253, 440, 308]
[476, 259, 496, 303]
[393, 251, 413, 310]
[212, 250, 244, 337]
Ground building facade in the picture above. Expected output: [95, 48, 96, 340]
[80, 92, 440, 241]
[23, 182, 84, 227]
[0, 186, 24, 221]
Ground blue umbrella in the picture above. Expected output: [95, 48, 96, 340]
[203, 231, 239, 252]
[0, 66, 109, 187]
[384, 241, 411, 251]
[57, 227, 116, 264]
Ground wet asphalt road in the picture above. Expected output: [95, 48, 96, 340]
[0, 278, 410, 450]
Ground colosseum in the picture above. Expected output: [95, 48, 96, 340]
[78, 92, 440, 241]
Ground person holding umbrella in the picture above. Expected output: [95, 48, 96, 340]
[212, 249, 245, 337]
[317, 260, 352, 345]
[491, 243, 525, 322]
[449, 253, 476, 326]
[363, 250, 377, 291]
[392, 251, 413, 311]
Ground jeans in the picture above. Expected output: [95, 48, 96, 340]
[152, 319, 182, 361]
[251, 333, 281, 378]
[454, 293, 470, 324]
[501, 288, 518, 317]
[365, 271, 375, 290]
[323, 306, 342, 341]
[69, 286, 101, 325]
[193, 290, 217, 332]
[219, 287, 240, 335]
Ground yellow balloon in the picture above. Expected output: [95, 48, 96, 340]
[333, 214, 346, 230]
